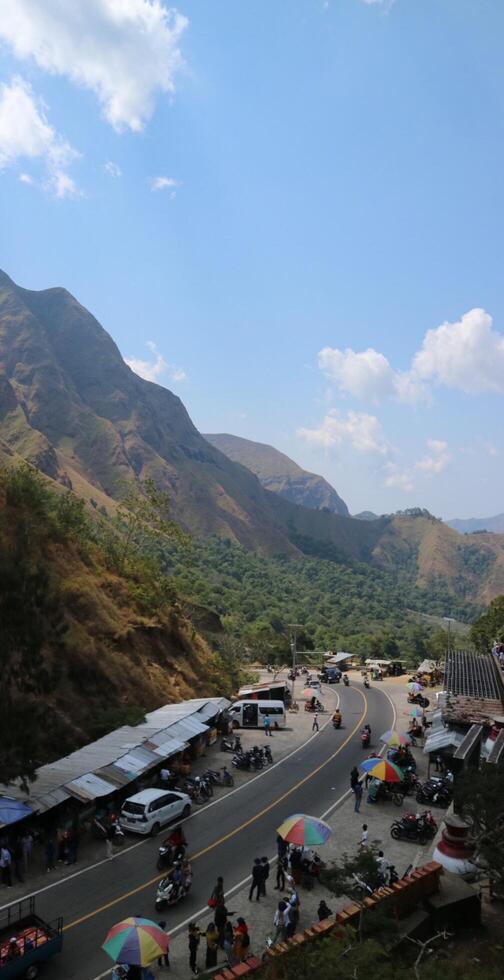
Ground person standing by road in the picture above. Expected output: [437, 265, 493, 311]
[188, 922, 200, 975]
[214, 899, 233, 948]
[353, 780, 363, 813]
[312, 713, 319, 733]
[359, 824, 369, 850]
[249, 857, 263, 901]
[223, 921, 234, 964]
[263, 714, 272, 737]
[0, 844, 12, 887]
[233, 917, 250, 962]
[157, 921, 170, 969]
[21, 831, 33, 873]
[275, 853, 288, 891]
[259, 856, 270, 897]
[205, 922, 219, 969]
[210, 876, 224, 906]
[273, 901, 288, 944]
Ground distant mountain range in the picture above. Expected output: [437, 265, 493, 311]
[1, 268, 504, 606]
[447, 514, 504, 535]
[204, 433, 349, 516]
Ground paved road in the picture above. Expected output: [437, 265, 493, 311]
[34, 682, 393, 979]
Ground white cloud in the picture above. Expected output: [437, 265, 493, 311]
[19, 172, 33, 184]
[0, 76, 79, 197]
[318, 346, 395, 402]
[383, 463, 414, 493]
[0, 0, 188, 133]
[484, 442, 500, 457]
[297, 409, 390, 455]
[151, 176, 180, 193]
[125, 341, 187, 384]
[104, 161, 122, 178]
[413, 308, 504, 394]
[415, 438, 452, 475]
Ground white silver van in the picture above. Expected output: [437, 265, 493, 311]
[120, 788, 191, 836]
[228, 699, 286, 729]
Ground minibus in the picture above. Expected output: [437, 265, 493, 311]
[228, 700, 286, 729]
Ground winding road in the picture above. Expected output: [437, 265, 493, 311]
[32, 681, 394, 979]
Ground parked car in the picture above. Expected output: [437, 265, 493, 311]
[120, 788, 191, 836]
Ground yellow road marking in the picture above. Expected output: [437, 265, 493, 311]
[65, 690, 368, 932]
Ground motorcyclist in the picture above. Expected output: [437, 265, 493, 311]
[332, 709, 342, 727]
[343, 674, 349, 686]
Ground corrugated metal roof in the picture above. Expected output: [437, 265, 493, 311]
[0, 697, 224, 811]
[424, 728, 465, 754]
[150, 738, 188, 758]
[66, 773, 118, 801]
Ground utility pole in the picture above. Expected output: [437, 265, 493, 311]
[287, 623, 303, 703]
[443, 617, 455, 656]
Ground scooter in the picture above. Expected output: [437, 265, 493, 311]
[332, 717, 342, 729]
[220, 734, 242, 753]
[364, 678, 370, 689]
[156, 839, 187, 871]
[155, 873, 191, 911]
[416, 776, 452, 807]
[343, 675, 349, 687]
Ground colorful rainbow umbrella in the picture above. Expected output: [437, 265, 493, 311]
[359, 758, 404, 782]
[408, 682, 423, 693]
[302, 688, 318, 699]
[407, 707, 424, 718]
[103, 917, 169, 966]
[379, 729, 411, 747]
[277, 813, 332, 846]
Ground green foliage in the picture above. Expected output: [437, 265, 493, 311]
[87, 705, 147, 741]
[470, 595, 504, 652]
[162, 536, 480, 662]
[454, 766, 504, 886]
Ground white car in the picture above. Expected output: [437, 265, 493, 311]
[120, 788, 191, 836]
[308, 679, 322, 693]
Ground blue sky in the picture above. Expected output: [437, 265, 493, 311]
[1, 0, 504, 518]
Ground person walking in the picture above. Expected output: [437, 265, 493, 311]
[188, 923, 200, 975]
[285, 898, 299, 938]
[350, 766, 359, 790]
[0, 845, 12, 887]
[353, 780, 363, 813]
[275, 853, 288, 891]
[210, 876, 224, 906]
[259, 856, 270, 897]
[312, 713, 319, 733]
[248, 858, 263, 901]
[21, 832, 33, 874]
[263, 715, 272, 737]
[359, 824, 369, 850]
[233, 918, 250, 962]
[205, 922, 219, 969]
[157, 921, 170, 969]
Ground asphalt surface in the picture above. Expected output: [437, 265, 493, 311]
[33, 681, 393, 979]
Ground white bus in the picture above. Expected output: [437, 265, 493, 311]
[228, 699, 286, 729]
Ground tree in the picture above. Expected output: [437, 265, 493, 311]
[470, 596, 504, 653]
[454, 766, 504, 890]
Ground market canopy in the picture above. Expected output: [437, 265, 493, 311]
[327, 651, 352, 664]
[0, 797, 34, 829]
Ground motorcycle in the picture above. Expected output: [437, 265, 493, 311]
[304, 700, 324, 713]
[155, 870, 192, 911]
[416, 777, 452, 807]
[220, 734, 242, 753]
[156, 839, 187, 871]
[390, 810, 437, 845]
[361, 728, 371, 748]
[232, 750, 253, 770]
[203, 766, 235, 787]
[93, 815, 125, 846]
[332, 716, 342, 729]
[343, 675, 349, 687]
[374, 782, 404, 807]
[364, 679, 370, 689]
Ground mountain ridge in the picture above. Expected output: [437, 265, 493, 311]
[204, 432, 349, 516]
[447, 514, 504, 535]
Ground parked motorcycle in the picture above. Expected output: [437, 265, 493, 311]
[390, 810, 437, 845]
[93, 815, 125, 846]
[416, 776, 452, 808]
[408, 693, 430, 708]
[374, 782, 404, 806]
[203, 766, 235, 787]
[220, 734, 242, 753]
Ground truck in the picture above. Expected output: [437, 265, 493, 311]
[0, 898, 63, 979]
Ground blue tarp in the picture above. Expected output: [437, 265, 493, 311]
[0, 797, 34, 828]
